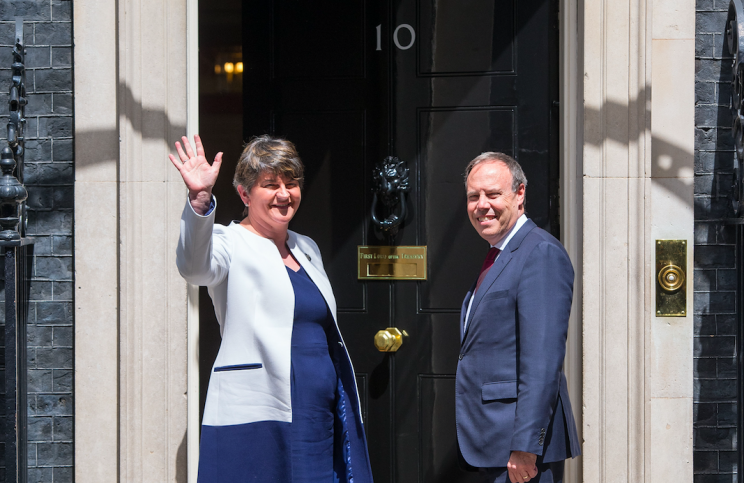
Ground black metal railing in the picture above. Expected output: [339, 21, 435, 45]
[0, 18, 35, 483]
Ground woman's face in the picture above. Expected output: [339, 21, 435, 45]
[239, 171, 301, 229]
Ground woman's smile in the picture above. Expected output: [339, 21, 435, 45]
[240, 172, 302, 232]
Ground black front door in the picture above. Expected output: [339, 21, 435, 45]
[224, 1, 558, 480]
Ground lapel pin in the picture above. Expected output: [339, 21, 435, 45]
[305, 253, 311, 262]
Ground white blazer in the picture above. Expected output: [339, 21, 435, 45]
[176, 198, 354, 427]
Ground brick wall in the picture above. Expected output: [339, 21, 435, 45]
[695, 0, 740, 482]
[0, 1, 73, 482]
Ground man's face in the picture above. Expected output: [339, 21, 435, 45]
[466, 161, 525, 246]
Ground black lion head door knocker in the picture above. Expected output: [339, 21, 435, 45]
[371, 156, 409, 239]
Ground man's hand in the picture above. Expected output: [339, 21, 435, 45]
[507, 451, 538, 483]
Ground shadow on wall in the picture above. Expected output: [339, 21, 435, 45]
[76, 81, 696, 205]
[707, 26, 735, 221]
[73, 77, 191, 478]
[691, 17, 737, 302]
[74, 80, 187, 170]
[176, 431, 187, 483]
[584, 84, 695, 209]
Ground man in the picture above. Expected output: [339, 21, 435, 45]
[456, 152, 580, 483]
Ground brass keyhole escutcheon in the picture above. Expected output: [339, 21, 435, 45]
[374, 327, 408, 352]
[658, 264, 685, 293]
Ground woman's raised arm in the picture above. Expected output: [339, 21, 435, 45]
[169, 134, 223, 215]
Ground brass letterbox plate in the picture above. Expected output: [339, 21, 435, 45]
[358, 246, 427, 280]
[656, 240, 687, 317]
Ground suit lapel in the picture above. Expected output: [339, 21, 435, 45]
[462, 219, 538, 342]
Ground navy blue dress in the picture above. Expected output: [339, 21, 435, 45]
[287, 265, 337, 482]
[199, 265, 366, 483]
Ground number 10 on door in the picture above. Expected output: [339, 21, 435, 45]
[376, 24, 416, 51]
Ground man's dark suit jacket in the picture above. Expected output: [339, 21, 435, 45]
[456, 218, 581, 468]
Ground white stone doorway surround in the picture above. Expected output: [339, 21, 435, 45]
[72, 0, 695, 481]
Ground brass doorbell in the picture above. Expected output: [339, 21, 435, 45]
[655, 240, 687, 317]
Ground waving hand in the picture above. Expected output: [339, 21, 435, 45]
[169, 134, 223, 215]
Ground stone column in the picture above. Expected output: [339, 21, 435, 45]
[74, 0, 190, 481]
[646, 0, 695, 480]
[116, 0, 189, 481]
[73, 0, 119, 480]
[582, 0, 694, 481]
[559, 0, 583, 481]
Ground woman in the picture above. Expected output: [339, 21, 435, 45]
[170, 134, 373, 483]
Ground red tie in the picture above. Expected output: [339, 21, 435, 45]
[475, 247, 500, 294]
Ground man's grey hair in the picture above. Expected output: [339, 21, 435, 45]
[463, 152, 528, 192]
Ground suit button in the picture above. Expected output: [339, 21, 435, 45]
[458, 354, 463, 360]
